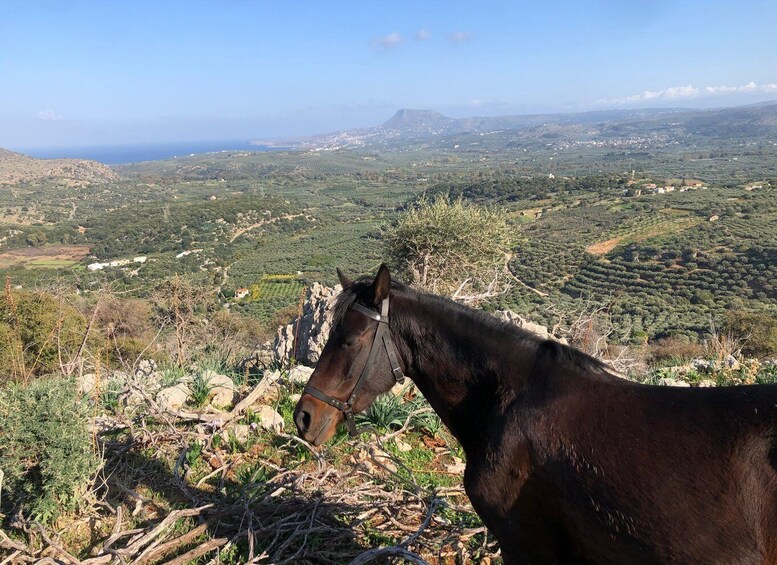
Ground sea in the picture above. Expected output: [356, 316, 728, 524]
[17, 140, 289, 165]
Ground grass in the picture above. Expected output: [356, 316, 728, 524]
[189, 371, 215, 408]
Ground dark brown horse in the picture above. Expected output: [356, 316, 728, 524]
[294, 265, 777, 564]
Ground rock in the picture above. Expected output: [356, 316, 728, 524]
[494, 310, 567, 344]
[254, 405, 285, 433]
[697, 379, 717, 388]
[390, 380, 413, 396]
[135, 358, 158, 377]
[726, 355, 740, 370]
[445, 456, 466, 474]
[288, 365, 314, 386]
[157, 384, 191, 411]
[78, 373, 98, 395]
[220, 423, 252, 444]
[272, 283, 342, 366]
[201, 370, 237, 408]
[368, 446, 398, 474]
[395, 438, 413, 452]
[657, 377, 691, 387]
[289, 393, 302, 403]
[691, 358, 716, 372]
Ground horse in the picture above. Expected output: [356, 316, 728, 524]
[294, 264, 777, 564]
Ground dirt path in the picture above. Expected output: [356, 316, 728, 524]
[229, 213, 307, 243]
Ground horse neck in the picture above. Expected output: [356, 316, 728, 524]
[391, 293, 537, 455]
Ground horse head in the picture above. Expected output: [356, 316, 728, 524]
[294, 264, 405, 445]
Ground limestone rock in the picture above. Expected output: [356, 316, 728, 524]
[445, 456, 466, 474]
[220, 423, 252, 444]
[254, 405, 285, 433]
[135, 358, 158, 377]
[202, 370, 237, 408]
[288, 365, 314, 386]
[78, 373, 98, 395]
[657, 377, 691, 387]
[691, 358, 716, 372]
[272, 283, 342, 366]
[697, 379, 717, 387]
[157, 384, 191, 411]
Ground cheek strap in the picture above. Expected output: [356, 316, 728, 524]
[303, 297, 406, 436]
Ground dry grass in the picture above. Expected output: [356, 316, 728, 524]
[2, 377, 498, 564]
[0, 244, 91, 269]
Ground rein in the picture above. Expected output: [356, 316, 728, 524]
[303, 297, 406, 436]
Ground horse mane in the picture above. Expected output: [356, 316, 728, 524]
[334, 276, 613, 378]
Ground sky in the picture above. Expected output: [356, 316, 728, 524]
[1, 0, 776, 148]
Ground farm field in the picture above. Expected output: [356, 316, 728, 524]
[0, 143, 775, 344]
[0, 244, 90, 269]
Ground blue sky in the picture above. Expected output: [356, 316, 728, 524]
[2, 0, 776, 148]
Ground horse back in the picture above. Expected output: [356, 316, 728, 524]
[488, 342, 777, 563]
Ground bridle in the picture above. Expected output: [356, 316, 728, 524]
[303, 296, 406, 436]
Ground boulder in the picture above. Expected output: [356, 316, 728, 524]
[395, 438, 413, 452]
[157, 384, 191, 411]
[201, 370, 237, 408]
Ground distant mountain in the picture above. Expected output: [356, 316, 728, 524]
[0, 148, 118, 185]
[268, 101, 777, 151]
[381, 109, 453, 132]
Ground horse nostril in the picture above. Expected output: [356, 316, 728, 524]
[295, 409, 312, 433]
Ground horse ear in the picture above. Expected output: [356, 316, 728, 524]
[336, 268, 352, 288]
[372, 263, 391, 304]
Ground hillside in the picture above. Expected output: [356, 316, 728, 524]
[273, 101, 777, 151]
[0, 148, 118, 185]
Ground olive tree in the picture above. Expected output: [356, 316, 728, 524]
[385, 195, 514, 304]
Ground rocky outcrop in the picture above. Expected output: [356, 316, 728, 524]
[265, 288, 570, 369]
[272, 282, 341, 366]
[0, 148, 118, 185]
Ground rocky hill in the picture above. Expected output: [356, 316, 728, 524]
[269, 100, 777, 151]
[0, 148, 118, 185]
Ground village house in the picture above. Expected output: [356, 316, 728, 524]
[235, 288, 250, 300]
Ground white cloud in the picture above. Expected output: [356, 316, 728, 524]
[415, 29, 431, 41]
[602, 81, 777, 105]
[372, 32, 402, 50]
[449, 31, 472, 44]
[38, 109, 63, 121]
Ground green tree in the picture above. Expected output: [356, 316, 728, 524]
[385, 195, 512, 303]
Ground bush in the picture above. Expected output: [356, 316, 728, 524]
[725, 310, 777, 358]
[0, 377, 102, 522]
[0, 290, 87, 383]
[648, 337, 703, 366]
[386, 195, 511, 300]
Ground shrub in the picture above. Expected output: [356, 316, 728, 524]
[725, 310, 777, 358]
[385, 195, 511, 301]
[0, 377, 102, 522]
[648, 337, 703, 366]
[0, 289, 87, 383]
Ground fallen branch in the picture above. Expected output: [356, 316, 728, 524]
[348, 546, 430, 565]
